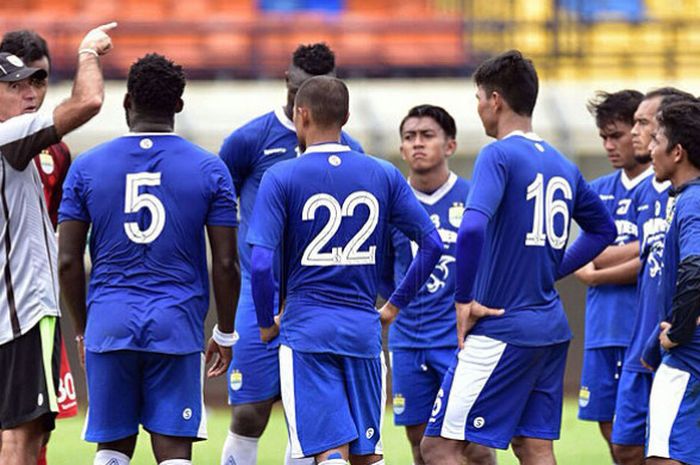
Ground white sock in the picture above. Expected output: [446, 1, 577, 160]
[94, 450, 130, 465]
[317, 460, 346, 465]
[159, 461, 192, 465]
[284, 440, 314, 464]
[221, 431, 259, 465]
[369, 460, 385, 465]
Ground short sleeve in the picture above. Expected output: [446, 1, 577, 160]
[678, 193, 700, 260]
[247, 169, 287, 249]
[219, 129, 253, 195]
[388, 167, 435, 242]
[465, 144, 508, 218]
[206, 158, 239, 227]
[58, 159, 90, 223]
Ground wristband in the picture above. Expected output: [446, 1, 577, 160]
[78, 48, 99, 58]
[212, 324, 238, 347]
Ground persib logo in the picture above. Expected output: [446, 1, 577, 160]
[230, 370, 243, 391]
[579, 386, 590, 408]
[393, 394, 406, 415]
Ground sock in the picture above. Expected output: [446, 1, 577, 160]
[37, 445, 47, 465]
[369, 460, 385, 465]
[220, 431, 258, 465]
[284, 440, 314, 465]
[94, 450, 130, 465]
[158, 461, 192, 465]
[317, 460, 346, 465]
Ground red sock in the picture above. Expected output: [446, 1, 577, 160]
[37, 445, 47, 465]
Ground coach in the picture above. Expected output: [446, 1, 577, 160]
[0, 22, 115, 465]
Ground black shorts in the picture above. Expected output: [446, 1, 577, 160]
[0, 316, 61, 431]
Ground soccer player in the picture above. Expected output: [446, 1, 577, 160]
[383, 104, 495, 465]
[58, 54, 241, 465]
[218, 42, 362, 465]
[421, 50, 616, 465]
[0, 29, 78, 465]
[0, 23, 114, 465]
[573, 90, 650, 459]
[644, 100, 700, 465]
[610, 88, 695, 465]
[249, 76, 449, 464]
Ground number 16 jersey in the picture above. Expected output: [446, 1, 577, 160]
[467, 132, 610, 347]
[58, 133, 239, 355]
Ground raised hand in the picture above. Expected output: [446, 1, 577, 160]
[79, 22, 118, 55]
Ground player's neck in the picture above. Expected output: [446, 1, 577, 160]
[303, 128, 342, 149]
[129, 120, 174, 133]
[623, 162, 650, 180]
[409, 166, 450, 194]
[495, 113, 532, 140]
[672, 164, 700, 189]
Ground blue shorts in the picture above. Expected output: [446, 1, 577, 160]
[424, 335, 568, 450]
[227, 289, 280, 405]
[611, 369, 653, 446]
[83, 350, 206, 443]
[647, 363, 700, 464]
[578, 346, 626, 421]
[279, 345, 386, 458]
[390, 347, 455, 426]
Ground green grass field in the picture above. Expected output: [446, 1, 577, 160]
[47, 399, 610, 464]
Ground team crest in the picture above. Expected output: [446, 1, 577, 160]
[39, 151, 54, 174]
[578, 386, 590, 408]
[666, 197, 677, 225]
[448, 202, 465, 228]
[230, 370, 243, 391]
[393, 394, 406, 415]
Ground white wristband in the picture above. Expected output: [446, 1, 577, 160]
[78, 48, 99, 58]
[212, 324, 238, 347]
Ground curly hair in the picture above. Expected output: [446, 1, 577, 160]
[127, 53, 185, 117]
[292, 43, 335, 75]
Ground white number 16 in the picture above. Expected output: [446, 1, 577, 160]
[525, 173, 572, 250]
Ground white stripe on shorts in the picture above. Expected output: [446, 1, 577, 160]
[375, 352, 387, 455]
[647, 363, 690, 459]
[441, 335, 506, 440]
[197, 353, 207, 439]
[280, 345, 304, 458]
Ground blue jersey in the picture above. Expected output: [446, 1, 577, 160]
[388, 172, 468, 349]
[584, 168, 653, 349]
[219, 108, 363, 282]
[659, 182, 700, 380]
[465, 132, 606, 347]
[248, 143, 435, 357]
[59, 134, 238, 355]
[624, 177, 671, 372]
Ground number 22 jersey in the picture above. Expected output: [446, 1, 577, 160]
[58, 133, 239, 355]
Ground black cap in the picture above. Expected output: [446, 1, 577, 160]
[0, 52, 47, 83]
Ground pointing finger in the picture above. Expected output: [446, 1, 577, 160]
[97, 22, 118, 31]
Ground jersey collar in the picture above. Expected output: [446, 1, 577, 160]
[274, 107, 296, 132]
[409, 171, 458, 206]
[652, 177, 671, 194]
[620, 165, 654, 191]
[303, 143, 352, 155]
[123, 132, 179, 136]
[503, 130, 543, 141]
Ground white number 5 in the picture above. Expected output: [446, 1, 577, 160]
[124, 172, 166, 244]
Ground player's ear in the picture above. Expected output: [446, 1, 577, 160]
[123, 93, 130, 111]
[342, 111, 350, 127]
[445, 138, 457, 157]
[174, 98, 184, 114]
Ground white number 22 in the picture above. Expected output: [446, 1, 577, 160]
[124, 172, 166, 244]
[301, 191, 379, 266]
[525, 173, 572, 250]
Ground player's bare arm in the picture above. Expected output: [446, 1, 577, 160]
[52, 22, 116, 139]
[57, 219, 90, 367]
[591, 241, 639, 269]
[575, 255, 641, 286]
[206, 224, 241, 378]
